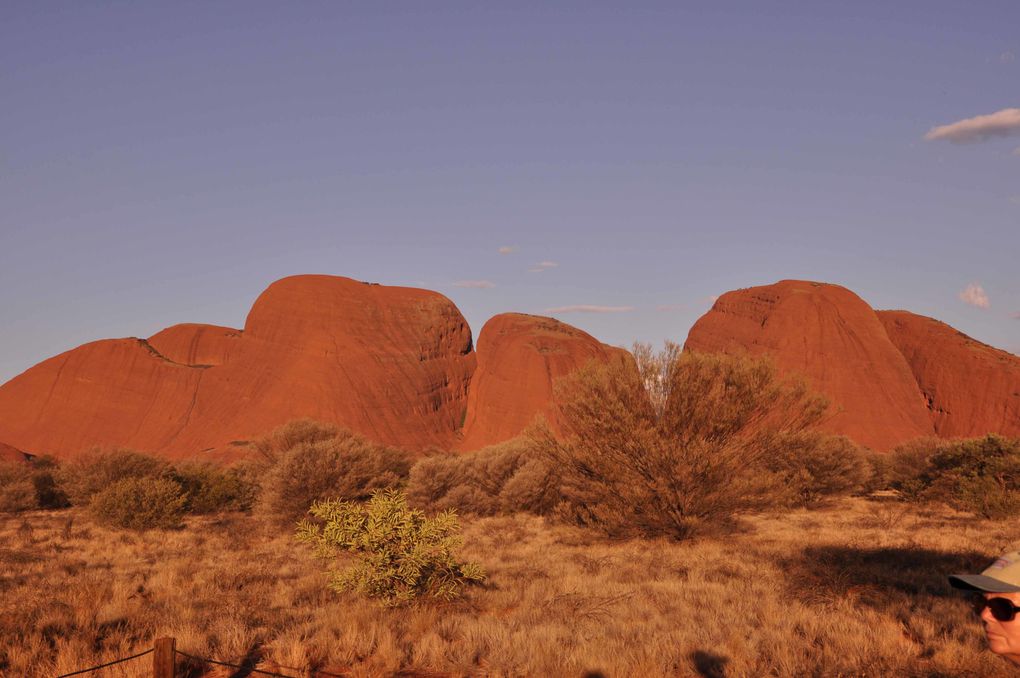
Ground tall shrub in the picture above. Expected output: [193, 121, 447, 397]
[541, 351, 828, 540]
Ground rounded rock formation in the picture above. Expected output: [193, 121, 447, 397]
[0, 275, 476, 459]
[684, 280, 934, 450]
[457, 313, 625, 451]
[878, 310, 1020, 439]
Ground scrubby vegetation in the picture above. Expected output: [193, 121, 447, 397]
[894, 435, 1020, 519]
[252, 420, 413, 526]
[297, 489, 485, 606]
[0, 456, 67, 512]
[2, 498, 1016, 676]
[406, 435, 558, 516]
[536, 351, 829, 539]
[89, 476, 189, 530]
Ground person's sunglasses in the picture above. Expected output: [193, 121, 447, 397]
[972, 595, 1020, 622]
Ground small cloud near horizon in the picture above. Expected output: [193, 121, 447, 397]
[546, 304, 634, 314]
[497, 245, 517, 255]
[528, 260, 558, 273]
[452, 280, 496, 289]
[924, 108, 1020, 143]
[959, 282, 990, 309]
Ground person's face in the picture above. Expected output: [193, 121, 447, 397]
[979, 592, 1020, 664]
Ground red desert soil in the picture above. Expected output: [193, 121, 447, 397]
[0, 275, 476, 459]
[684, 280, 934, 450]
[457, 313, 628, 451]
[878, 310, 1020, 439]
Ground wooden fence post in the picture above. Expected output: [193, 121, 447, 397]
[152, 637, 175, 678]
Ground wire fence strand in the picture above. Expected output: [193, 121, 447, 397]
[55, 648, 153, 678]
[175, 649, 299, 677]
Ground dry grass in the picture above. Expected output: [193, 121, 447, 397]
[2, 499, 1019, 677]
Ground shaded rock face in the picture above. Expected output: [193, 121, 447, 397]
[878, 311, 1020, 439]
[457, 313, 624, 451]
[0, 441, 29, 463]
[684, 280, 934, 450]
[0, 275, 475, 459]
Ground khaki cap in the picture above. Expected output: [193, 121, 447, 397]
[950, 550, 1020, 593]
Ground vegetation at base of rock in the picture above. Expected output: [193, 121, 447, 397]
[168, 462, 256, 514]
[536, 350, 829, 540]
[296, 489, 484, 606]
[762, 433, 873, 507]
[58, 447, 167, 506]
[88, 476, 188, 530]
[0, 456, 68, 512]
[253, 420, 413, 527]
[895, 434, 1020, 519]
[406, 436, 558, 516]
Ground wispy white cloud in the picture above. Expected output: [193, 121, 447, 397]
[924, 108, 1020, 143]
[497, 245, 517, 255]
[959, 282, 990, 309]
[546, 304, 634, 314]
[528, 260, 558, 273]
[452, 280, 495, 289]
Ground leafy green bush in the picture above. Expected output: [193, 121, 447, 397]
[903, 435, 1020, 519]
[59, 448, 166, 506]
[89, 477, 188, 530]
[170, 462, 256, 514]
[540, 351, 828, 540]
[296, 489, 485, 606]
[406, 436, 558, 516]
[762, 433, 873, 507]
[255, 424, 412, 526]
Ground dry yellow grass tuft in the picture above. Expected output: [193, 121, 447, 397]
[1, 498, 1018, 677]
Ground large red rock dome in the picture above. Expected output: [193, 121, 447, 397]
[0, 275, 475, 459]
[684, 280, 934, 450]
[878, 310, 1020, 439]
[457, 313, 626, 451]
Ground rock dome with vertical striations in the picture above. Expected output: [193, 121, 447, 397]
[457, 313, 628, 451]
[684, 280, 934, 450]
[877, 310, 1020, 439]
[0, 275, 476, 459]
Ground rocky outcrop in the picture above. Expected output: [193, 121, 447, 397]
[684, 280, 934, 450]
[0, 275, 476, 459]
[878, 310, 1020, 439]
[0, 441, 28, 463]
[457, 313, 625, 450]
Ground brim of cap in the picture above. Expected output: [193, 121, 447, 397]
[949, 574, 1020, 593]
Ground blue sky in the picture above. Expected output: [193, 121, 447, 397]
[2, 1, 1018, 384]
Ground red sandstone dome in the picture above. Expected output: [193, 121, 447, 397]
[878, 310, 1020, 439]
[685, 280, 934, 450]
[457, 313, 627, 451]
[0, 275, 476, 459]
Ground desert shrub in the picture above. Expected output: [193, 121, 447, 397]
[59, 447, 166, 506]
[296, 489, 485, 606]
[762, 433, 873, 507]
[0, 462, 36, 512]
[0, 457, 70, 513]
[631, 340, 681, 417]
[256, 425, 412, 526]
[169, 462, 257, 514]
[89, 476, 188, 530]
[253, 419, 341, 464]
[903, 435, 1020, 519]
[540, 351, 828, 540]
[406, 436, 559, 516]
[871, 436, 952, 498]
